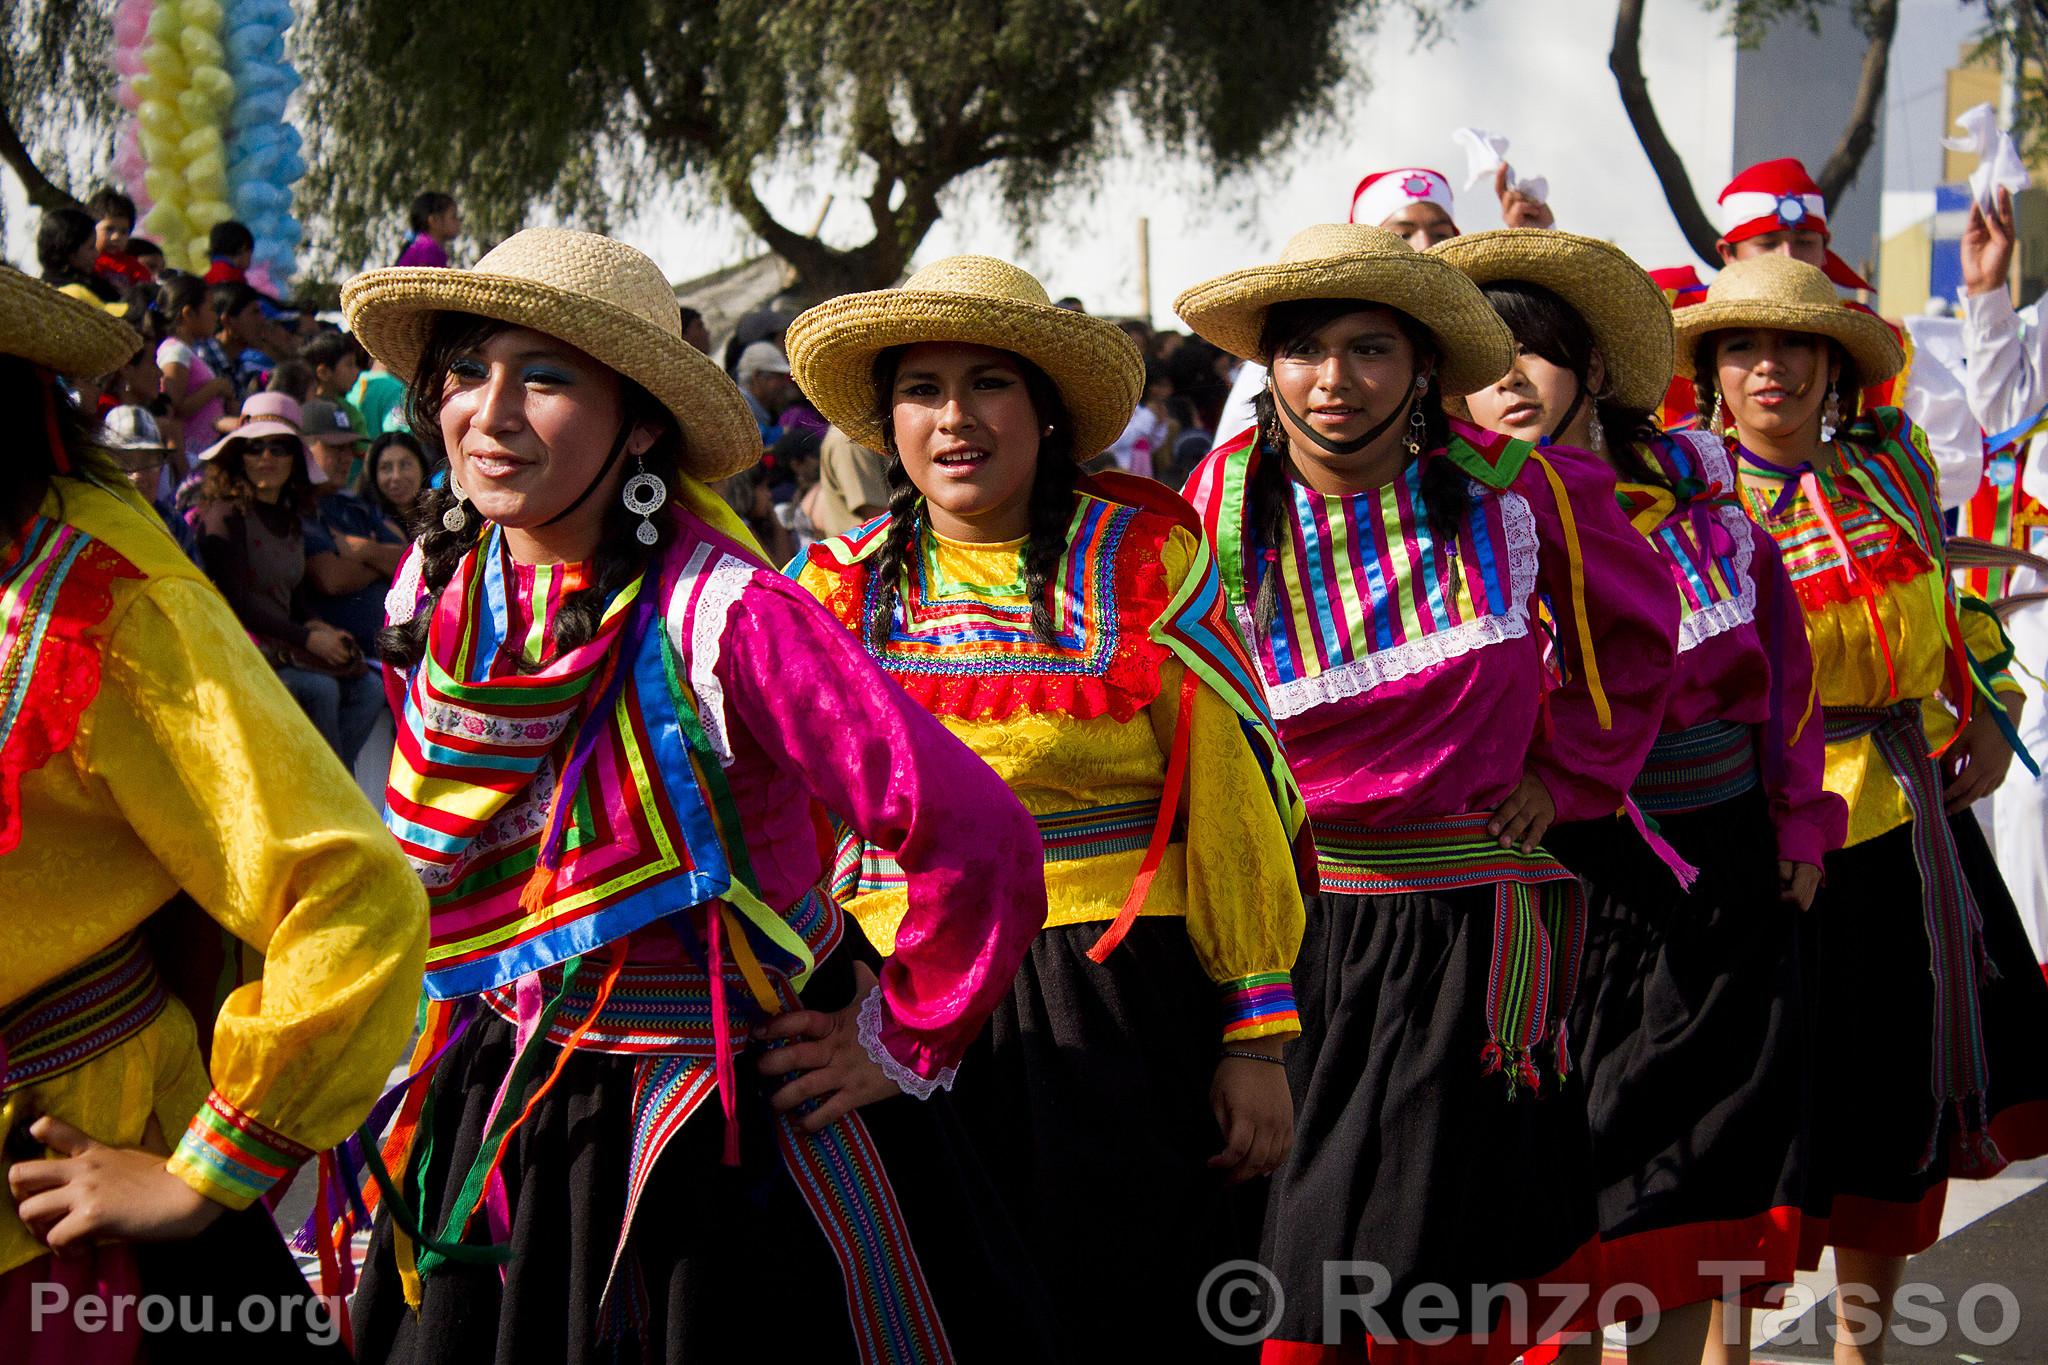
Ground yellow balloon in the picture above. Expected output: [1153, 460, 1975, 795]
[187, 236, 213, 271]
[182, 0, 224, 30]
[178, 126, 222, 161]
[179, 30, 224, 67]
[140, 203, 191, 246]
[137, 98, 180, 134]
[143, 168, 182, 205]
[153, 178, 190, 212]
[131, 72, 168, 104]
[144, 44, 188, 86]
[189, 64, 233, 105]
[185, 149, 227, 184]
[176, 89, 219, 129]
[146, 4, 182, 40]
[187, 199, 233, 232]
[137, 129, 179, 165]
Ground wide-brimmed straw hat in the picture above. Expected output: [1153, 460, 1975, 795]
[198, 392, 304, 464]
[1429, 229, 1676, 410]
[784, 255, 1144, 460]
[1173, 224, 1516, 395]
[0, 266, 142, 378]
[341, 228, 761, 481]
[1671, 254, 1902, 386]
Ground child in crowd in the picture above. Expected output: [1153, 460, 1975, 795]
[37, 206, 119, 304]
[204, 220, 256, 285]
[152, 274, 238, 457]
[301, 330, 367, 434]
[88, 187, 154, 290]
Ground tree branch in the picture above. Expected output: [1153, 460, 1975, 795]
[1814, 0, 1899, 201]
[1610, 0, 1721, 264]
[0, 104, 81, 213]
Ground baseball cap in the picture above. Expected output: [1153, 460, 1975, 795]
[736, 340, 793, 383]
[302, 399, 373, 444]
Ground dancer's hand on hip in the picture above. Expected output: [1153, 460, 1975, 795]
[7, 1115, 224, 1252]
[756, 962, 904, 1132]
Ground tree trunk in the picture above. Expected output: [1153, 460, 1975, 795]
[1610, 0, 1899, 268]
[0, 106, 82, 213]
[719, 166, 933, 305]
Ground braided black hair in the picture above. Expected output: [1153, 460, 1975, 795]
[0, 357, 118, 546]
[377, 311, 685, 671]
[1241, 298, 1463, 635]
[1480, 280, 1664, 485]
[862, 344, 1080, 651]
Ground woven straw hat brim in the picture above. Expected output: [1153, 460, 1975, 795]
[0, 268, 142, 379]
[340, 268, 761, 482]
[1671, 296, 1903, 386]
[784, 290, 1144, 459]
[1430, 230, 1676, 411]
[1173, 252, 1515, 396]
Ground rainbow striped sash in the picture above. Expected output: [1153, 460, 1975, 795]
[1314, 813, 1585, 1097]
[1, 932, 167, 1096]
[832, 798, 1162, 901]
[1825, 701, 2001, 1169]
[1631, 719, 1759, 815]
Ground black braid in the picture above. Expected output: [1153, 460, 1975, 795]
[865, 455, 923, 653]
[862, 343, 1079, 650]
[377, 311, 681, 670]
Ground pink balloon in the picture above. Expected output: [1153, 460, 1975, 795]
[113, 11, 149, 46]
[114, 150, 148, 185]
[245, 263, 279, 295]
[114, 51, 145, 77]
[115, 82, 142, 111]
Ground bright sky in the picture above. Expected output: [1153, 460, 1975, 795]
[4, 0, 1982, 324]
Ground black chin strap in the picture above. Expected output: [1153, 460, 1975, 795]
[1544, 380, 1589, 448]
[537, 423, 634, 529]
[1271, 370, 1420, 457]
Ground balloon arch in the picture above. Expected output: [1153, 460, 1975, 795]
[111, 0, 305, 293]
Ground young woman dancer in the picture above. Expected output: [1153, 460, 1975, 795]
[785, 254, 1308, 1359]
[0, 268, 426, 1361]
[1175, 224, 1680, 1362]
[1441, 229, 1847, 1364]
[1677, 254, 2048, 1364]
[338, 229, 1056, 1363]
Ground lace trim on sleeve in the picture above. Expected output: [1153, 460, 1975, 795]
[665, 543, 756, 768]
[856, 985, 957, 1101]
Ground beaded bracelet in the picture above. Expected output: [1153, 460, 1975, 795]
[1219, 1048, 1286, 1065]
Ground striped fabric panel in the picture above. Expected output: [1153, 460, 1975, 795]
[1219, 971, 1299, 1040]
[1749, 492, 1908, 584]
[835, 799, 1163, 899]
[1267, 460, 1512, 686]
[0, 932, 168, 1096]
[170, 1089, 316, 1206]
[1632, 718, 1760, 815]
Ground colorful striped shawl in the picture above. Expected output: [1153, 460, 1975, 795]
[1615, 431, 1756, 654]
[385, 520, 779, 1000]
[0, 514, 140, 854]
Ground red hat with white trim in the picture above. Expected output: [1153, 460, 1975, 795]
[1716, 157, 1872, 290]
[1350, 167, 1457, 229]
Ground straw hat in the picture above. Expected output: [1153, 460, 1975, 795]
[0, 266, 142, 379]
[1429, 229, 1675, 410]
[783, 255, 1143, 459]
[1671, 254, 1902, 386]
[341, 228, 761, 481]
[1173, 224, 1515, 395]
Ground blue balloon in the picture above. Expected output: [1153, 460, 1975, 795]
[225, 25, 276, 63]
[232, 91, 289, 126]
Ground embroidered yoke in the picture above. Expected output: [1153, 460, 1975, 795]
[793, 473, 1308, 1042]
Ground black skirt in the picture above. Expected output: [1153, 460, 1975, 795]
[349, 941, 1061, 1365]
[1545, 788, 1809, 1312]
[1800, 812, 2048, 1259]
[943, 918, 1266, 1363]
[1258, 885, 1599, 1357]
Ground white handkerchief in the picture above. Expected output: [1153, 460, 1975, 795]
[1452, 127, 1547, 204]
[1940, 102, 2030, 210]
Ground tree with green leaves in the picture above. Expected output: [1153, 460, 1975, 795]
[1974, 2, 2048, 162]
[294, 0, 1466, 298]
[0, 0, 115, 226]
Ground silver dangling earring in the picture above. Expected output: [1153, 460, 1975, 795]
[442, 480, 470, 532]
[1820, 383, 1840, 444]
[621, 453, 669, 546]
[1405, 373, 1429, 455]
[1587, 415, 1605, 454]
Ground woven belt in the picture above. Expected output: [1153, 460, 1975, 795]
[1, 932, 168, 1097]
[1314, 812, 1585, 1097]
[1632, 718, 1761, 815]
[1825, 700, 2000, 1168]
[832, 797, 1164, 901]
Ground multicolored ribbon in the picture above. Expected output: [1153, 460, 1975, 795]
[1824, 701, 2002, 1171]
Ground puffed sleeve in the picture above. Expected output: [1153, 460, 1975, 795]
[1145, 529, 1304, 1042]
[84, 578, 428, 1210]
[1519, 448, 1681, 821]
[1959, 589, 2024, 697]
[714, 567, 1045, 1087]
[1750, 520, 1848, 867]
